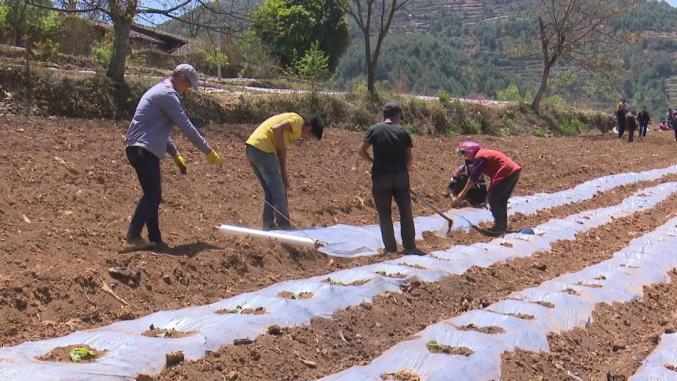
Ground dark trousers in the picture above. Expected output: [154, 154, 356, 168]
[639, 122, 648, 137]
[628, 127, 635, 142]
[617, 117, 625, 138]
[126, 146, 162, 242]
[372, 171, 416, 252]
[488, 171, 520, 230]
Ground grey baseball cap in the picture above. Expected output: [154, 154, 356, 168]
[173, 64, 199, 90]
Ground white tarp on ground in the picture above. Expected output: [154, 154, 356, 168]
[0, 183, 675, 380]
[319, 218, 677, 381]
[631, 333, 677, 381]
[290, 164, 677, 257]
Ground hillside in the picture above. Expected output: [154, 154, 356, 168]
[335, 0, 677, 116]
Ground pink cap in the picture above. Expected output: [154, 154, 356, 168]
[457, 141, 481, 159]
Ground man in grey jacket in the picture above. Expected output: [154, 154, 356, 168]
[123, 64, 223, 252]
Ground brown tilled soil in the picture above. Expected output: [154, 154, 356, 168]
[1, 113, 676, 350]
[501, 271, 677, 381]
[157, 192, 677, 380]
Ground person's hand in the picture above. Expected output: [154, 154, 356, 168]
[206, 150, 223, 166]
[173, 154, 187, 175]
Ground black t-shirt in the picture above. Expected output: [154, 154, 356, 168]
[637, 111, 650, 124]
[364, 121, 413, 176]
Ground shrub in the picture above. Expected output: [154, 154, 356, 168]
[437, 89, 451, 104]
[558, 117, 582, 136]
[91, 38, 112, 66]
[33, 38, 59, 61]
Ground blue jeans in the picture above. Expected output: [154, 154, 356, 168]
[246, 145, 290, 229]
[126, 146, 162, 242]
[639, 122, 648, 137]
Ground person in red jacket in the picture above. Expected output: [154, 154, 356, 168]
[453, 141, 521, 235]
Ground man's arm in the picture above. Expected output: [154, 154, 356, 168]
[272, 121, 292, 189]
[406, 147, 413, 172]
[358, 141, 373, 163]
[457, 158, 486, 200]
[166, 137, 179, 157]
[159, 93, 211, 154]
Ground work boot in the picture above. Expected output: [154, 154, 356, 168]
[402, 248, 426, 256]
[378, 247, 398, 255]
[149, 241, 168, 252]
[486, 225, 507, 236]
[120, 237, 150, 253]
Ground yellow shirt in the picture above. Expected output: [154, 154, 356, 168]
[246, 112, 304, 154]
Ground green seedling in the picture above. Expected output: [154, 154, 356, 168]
[70, 347, 96, 362]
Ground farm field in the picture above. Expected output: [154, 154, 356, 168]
[1, 114, 677, 380]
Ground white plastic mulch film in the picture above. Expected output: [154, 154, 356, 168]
[631, 333, 677, 381]
[1, 182, 676, 380]
[293, 164, 677, 257]
[319, 217, 677, 381]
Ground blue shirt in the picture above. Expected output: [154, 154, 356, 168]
[125, 79, 210, 159]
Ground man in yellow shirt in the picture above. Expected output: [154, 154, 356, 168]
[246, 112, 324, 229]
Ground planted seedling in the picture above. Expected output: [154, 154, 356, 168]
[37, 344, 104, 363]
[142, 325, 194, 338]
[217, 305, 266, 315]
[324, 278, 370, 287]
[562, 288, 580, 295]
[376, 270, 407, 279]
[277, 291, 314, 300]
[457, 323, 506, 334]
[380, 369, 421, 381]
[70, 347, 97, 362]
[425, 340, 473, 356]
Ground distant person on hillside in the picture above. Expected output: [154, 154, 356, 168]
[671, 108, 677, 142]
[246, 113, 324, 230]
[625, 110, 638, 142]
[667, 108, 674, 125]
[447, 159, 487, 207]
[123, 64, 223, 252]
[616, 99, 627, 139]
[637, 106, 651, 138]
[358, 101, 423, 255]
[453, 141, 521, 235]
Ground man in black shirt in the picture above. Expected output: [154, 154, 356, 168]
[637, 106, 650, 138]
[358, 102, 422, 255]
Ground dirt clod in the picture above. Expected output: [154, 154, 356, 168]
[165, 351, 184, 367]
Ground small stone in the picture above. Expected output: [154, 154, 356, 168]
[234, 338, 254, 345]
[300, 358, 317, 368]
[226, 370, 238, 380]
[533, 263, 547, 271]
[612, 344, 626, 352]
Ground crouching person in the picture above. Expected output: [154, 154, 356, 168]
[448, 159, 487, 208]
[454, 141, 521, 235]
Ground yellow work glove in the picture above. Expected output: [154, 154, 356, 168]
[173, 154, 187, 175]
[206, 149, 223, 166]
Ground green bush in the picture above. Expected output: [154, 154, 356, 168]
[557, 117, 582, 136]
[463, 119, 481, 135]
[437, 89, 451, 104]
[33, 38, 59, 60]
[91, 39, 112, 66]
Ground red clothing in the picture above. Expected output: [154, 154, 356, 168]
[472, 149, 521, 188]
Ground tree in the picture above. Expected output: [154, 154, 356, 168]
[31, 0, 245, 83]
[343, 0, 409, 97]
[2, 0, 54, 47]
[251, 0, 349, 72]
[531, 0, 638, 111]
